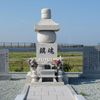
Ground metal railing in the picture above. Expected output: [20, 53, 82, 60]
[0, 42, 36, 48]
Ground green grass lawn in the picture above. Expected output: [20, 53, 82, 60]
[9, 52, 36, 59]
[9, 52, 35, 72]
[9, 51, 83, 72]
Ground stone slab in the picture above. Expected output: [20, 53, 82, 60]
[0, 49, 9, 74]
[74, 95, 86, 100]
[35, 19, 59, 31]
[36, 43, 57, 60]
[83, 46, 100, 74]
[27, 84, 75, 100]
[15, 82, 86, 100]
[0, 49, 10, 80]
[15, 94, 25, 100]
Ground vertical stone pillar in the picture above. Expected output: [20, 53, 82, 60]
[82, 46, 100, 78]
[0, 49, 9, 74]
[0, 49, 10, 79]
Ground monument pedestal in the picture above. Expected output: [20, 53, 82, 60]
[36, 43, 58, 82]
[39, 69, 57, 82]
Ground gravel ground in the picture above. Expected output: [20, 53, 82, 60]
[0, 79, 25, 100]
[70, 78, 100, 100]
[0, 78, 100, 100]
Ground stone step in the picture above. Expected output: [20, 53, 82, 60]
[40, 70, 56, 75]
[26, 84, 77, 100]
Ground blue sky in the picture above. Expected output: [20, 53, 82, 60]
[0, 0, 100, 45]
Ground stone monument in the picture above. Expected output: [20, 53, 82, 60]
[15, 8, 86, 100]
[82, 45, 100, 78]
[27, 8, 64, 83]
[0, 49, 10, 79]
[35, 8, 64, 82]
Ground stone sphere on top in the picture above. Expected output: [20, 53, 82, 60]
[35, 8, 60, 43]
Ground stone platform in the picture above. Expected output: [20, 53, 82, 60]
[26, 82, 85, 100]
[27, 83, 74, 100]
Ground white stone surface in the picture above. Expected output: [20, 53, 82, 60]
[37, 31, 56, 43]
[26, 70, 38, 83]
[35, 19, 59, 31]
[36, 43, 57, 62]
[15, 94, 25, 100]
[27, 84, 75, 100]
[41, 8, 51, 19]
[35, 8, 59, 43]
[74, 95, 86, 100]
